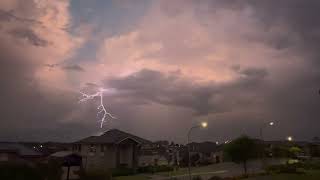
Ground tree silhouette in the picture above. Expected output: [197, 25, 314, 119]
[224, 135, 258, 175]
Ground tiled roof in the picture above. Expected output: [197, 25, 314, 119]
[50, 151, 74, 157]
[75, 129, 151, 144]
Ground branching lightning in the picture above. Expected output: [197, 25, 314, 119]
[79, 88, 116, 128]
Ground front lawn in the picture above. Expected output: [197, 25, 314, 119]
[156, 163, 231, 176]
[246, 170, 320, 180]
[114, 175, 150, 180]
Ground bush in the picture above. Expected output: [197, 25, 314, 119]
[154, 165, 173, 172]
[266, 163, 304, 174]
[0, 162, 44, 180]
[302, 160, 320, 170]
[137, 165, 173, 173]
[137, 165, 153, 173]
[79, 171, 111, 180]
[192, 175, 202, 180]
[111, 167, 135, 176]
[0, 161, 64, 180]
[208, 176, 222, 180]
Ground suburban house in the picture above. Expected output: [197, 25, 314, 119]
[265, 140, 320, 159]
[72, 129, 150, 172]
[0, 142, 43, 164]
[187, 141, 224, 165]
[138, 141, 181, 167]
[139, 143, 168, 166]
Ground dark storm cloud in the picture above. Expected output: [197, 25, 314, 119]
[0, 9, 41, 24]
[63, 64, 85, 72]
[106, 69, 215, 115]
[9, 28, 48, 46]
[105, 68, 269, 116]
[1, 0, 320, 143]
[0, 40, 86, 141]
[0, 13, 90, 142]
[206, 0, 320, 59]
[43, 64, 85, 72]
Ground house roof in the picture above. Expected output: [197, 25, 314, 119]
[75, 129, 151, 144]
[188, 141, 219, 154]
[50, 151, 74, 157]
[0, 143, 42, 156]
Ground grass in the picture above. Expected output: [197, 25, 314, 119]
[246, 170, 320, 180]
[156, 163, 232, 176]
[113, 165, 225, 180]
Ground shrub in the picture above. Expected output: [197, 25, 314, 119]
[266, 163, 304, 174]
[208, 176, 222, 180]
[79, 171, 111, 180]
[137, 165, 173, 173]
[303, 161, 320, 170]
[111, 167, 135, 176]
[154, 165, 173, 172]
[0, 162, 44, 180]
[192, 175, 202, 180]
[137, 165, 153, 173]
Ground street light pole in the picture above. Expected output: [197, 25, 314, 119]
[259, 121, 274, 168]
[260, 121, 274, 141]
[187, 122, 207, 180]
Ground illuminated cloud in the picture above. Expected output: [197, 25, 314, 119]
[0, 0, 319, 142]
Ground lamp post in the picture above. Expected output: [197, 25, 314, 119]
[187, 122, 207, 180]
[259, 121, 274, 168]
[259, 121, 274, 141]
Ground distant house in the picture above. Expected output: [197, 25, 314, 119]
[265, 140, 320, 159]
[187, 142, 223, 165]
[72, 129, 150, 172]
[139, 142, 180, 167]
[24, 142, 70, 156]
[139, 144, 168, 166]
[0, 143, 43, 164]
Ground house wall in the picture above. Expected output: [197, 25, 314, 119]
[210, 151, 223, 163]
[119, 144, 134, 167]
[138, 154, 168, 166]
[73, 143, 137, 172]
[74, 144, 117, 172]
[0, 152, 19, 162]
[0, 153, 10, 162]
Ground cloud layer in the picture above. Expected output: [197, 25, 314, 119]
[1, 0, 319, 142]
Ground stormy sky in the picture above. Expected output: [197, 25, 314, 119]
[0, 0, 319, 143]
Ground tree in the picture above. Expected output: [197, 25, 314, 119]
[289, 146, 302, 158]
[224, 135, 258, 175]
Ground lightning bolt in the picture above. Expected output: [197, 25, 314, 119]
[79, 88, 116, 128]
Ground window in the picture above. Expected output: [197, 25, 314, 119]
[78, 144, 81, 152]
[89, 144, 96, 152]
[100, 145, 104, 152]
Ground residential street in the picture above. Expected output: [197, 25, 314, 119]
[148, 159, 287, 180]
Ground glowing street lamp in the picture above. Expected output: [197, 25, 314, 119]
[187, 122, 208, 180]
[201, 122, 208, 128]
[287, 136, 293, 142]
